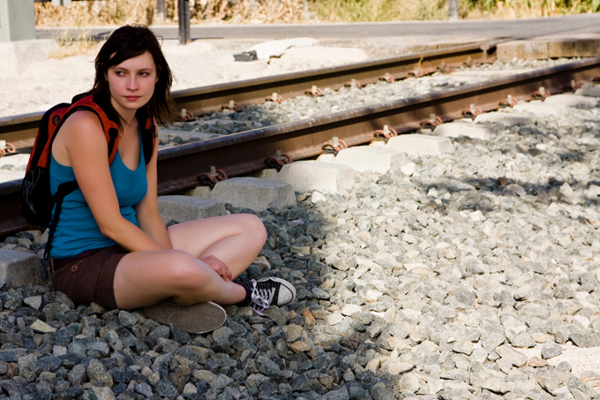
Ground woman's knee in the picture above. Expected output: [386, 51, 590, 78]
[164, 250, 209, 291]
[239, 214, 267, 244]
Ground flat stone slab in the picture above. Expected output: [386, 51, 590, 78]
[0, 249, 46, 288]
[498, 40, 549, 61]
[386, 134, 453, 156]
[0, 153, 29, 183]
[258, 160, 354, 194]
[0, 154, 29, 170]
[474, 111, 534, 126]
[497, 37, 600, 61]
[0, 170, 25, 184]
[157, 195, 226, 224]
[210, 177, 296, 212]
[434, 122, 494, 140]
[547, 36, 600, 58]
[248, 38, 318, 61]
[513, 101, 568, 116]
[543, 94, 598, 108]
[576, 85, 600, 98]
[321, 146, 409, 174]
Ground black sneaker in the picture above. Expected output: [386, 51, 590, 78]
[144, 300, 227, 334]
[243, 277, 297, 316]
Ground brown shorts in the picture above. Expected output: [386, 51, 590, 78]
[50, 245, 128, 309]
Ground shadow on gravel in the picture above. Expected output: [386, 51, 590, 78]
[167, 119, 600, 399]
[215, 148, 600, 399]
[412, 133, 600, 226]
[207, 114, 600, 399]
[220, 200, 400, 400]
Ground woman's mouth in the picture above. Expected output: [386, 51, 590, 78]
[125, 96, 141, 101]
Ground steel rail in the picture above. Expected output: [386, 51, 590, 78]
[0, 56, 598, 237]
[0, 42, 494, 148]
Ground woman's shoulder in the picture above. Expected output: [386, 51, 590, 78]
[60, 109, 106, 137]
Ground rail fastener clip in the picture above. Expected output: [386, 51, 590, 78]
[563, 80, 582, 92]
[322, 137, 348, 155]
[379, 73, 395, 83]
[462, 104, 483, 118]
[265, 150, 292, 172]
[0, 141, 16, 156]
[499, 95, 519, 108]
[266, 93, 284, 103]
[420, 114, 443, 129]
[532, 87, 551, 100]
[305, 86, 324, 97]
[179, 108, 196, 122]
[222, 100, 242, 112]
[374, 125, 398, 141]
[408, 68, 424, 78]
[344, 79, 362, 89]
[198, 166, 228, 189]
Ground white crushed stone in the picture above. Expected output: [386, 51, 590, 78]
[0, 38, 368, 119]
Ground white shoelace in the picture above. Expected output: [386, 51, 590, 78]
[250, 280, 276, 316]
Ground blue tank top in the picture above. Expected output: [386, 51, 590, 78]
[49, 124, 148, 259]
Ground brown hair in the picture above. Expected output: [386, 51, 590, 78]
[91, 25, 176, 128]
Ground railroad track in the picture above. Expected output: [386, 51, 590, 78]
[1, 41, 599, 236]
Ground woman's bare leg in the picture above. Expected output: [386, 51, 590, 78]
[168, 213, 267, 278]
[113, 249, 246, 309]
[113, 213, 265, 309]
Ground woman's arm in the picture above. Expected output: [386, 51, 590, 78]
[135, 133, 173, 249]
[61, 111, 165, 252]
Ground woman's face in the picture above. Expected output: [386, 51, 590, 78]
[105, 51, 158, 118]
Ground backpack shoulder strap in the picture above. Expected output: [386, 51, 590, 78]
[70, 95, 121, 164]
[136, 107, 157, 165]
[27, 102, 71, 171]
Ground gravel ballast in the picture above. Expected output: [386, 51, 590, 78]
[3, 74, 600, 398]
[165, 58, 581, 146]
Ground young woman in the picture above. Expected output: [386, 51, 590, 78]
[48, 25, 295, 333]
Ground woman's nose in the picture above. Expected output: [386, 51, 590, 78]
[127, 76, 138, 90]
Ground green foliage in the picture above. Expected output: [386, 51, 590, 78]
[482, 0, 495, 10]
[463, 0, 599, 12]
[310, 0, 409, 22]
[415, 0, 447, 20]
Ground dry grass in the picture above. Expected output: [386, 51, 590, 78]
[48, 36, 102, 59]
[310, 0, 447, 22]
[311, 0, 598, 21]
[37, 0, 305, 58]
[35, 0, 599, 27]
[463, 0, 598, 19]
[35, 0, 155, 26]
[36, 0, 156, 59]
[35, 0, 303, 26]
[188, 0, 304, 24]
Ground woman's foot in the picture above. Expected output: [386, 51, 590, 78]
[241, 277, 297, 316]
[143, 300, 227, 334]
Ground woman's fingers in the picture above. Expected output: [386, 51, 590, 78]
[200, 255, 232, 281]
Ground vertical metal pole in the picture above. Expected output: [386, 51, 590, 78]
[178, 0, 190, 45]
[448, 0, 458, 20]
[156, 0, 165, 22]
[0, 0, 36, 43]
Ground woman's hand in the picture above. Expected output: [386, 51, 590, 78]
[200, 255, 233, 282]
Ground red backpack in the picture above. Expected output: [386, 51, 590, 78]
[20, 93, 156, 259]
